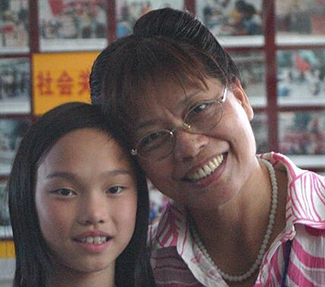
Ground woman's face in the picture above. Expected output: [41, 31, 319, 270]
[35, 128, 137, 276]
[131, 77, 256, 210]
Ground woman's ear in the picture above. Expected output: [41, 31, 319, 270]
[231, 78, 254, 121]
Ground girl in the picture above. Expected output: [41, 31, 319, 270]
[7, 102, 154, 287]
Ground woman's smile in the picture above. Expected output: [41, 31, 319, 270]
[185, 153, 226, 182]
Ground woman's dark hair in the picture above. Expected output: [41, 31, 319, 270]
[7, 102, 154, 287]
[90, 8, 241, 146]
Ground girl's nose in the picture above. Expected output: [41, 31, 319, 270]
[173, 130, 208, 162]
[78, 193, 109, 226]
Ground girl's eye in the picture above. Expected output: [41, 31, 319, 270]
[107, 186, 124, 194]
[54, 188, 75, 196]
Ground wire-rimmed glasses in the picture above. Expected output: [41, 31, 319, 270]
[131, 86, 228, 161]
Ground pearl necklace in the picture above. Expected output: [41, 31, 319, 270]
[190, 159, 278, 283]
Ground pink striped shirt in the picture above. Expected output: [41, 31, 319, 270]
[148, 153, 325, 286]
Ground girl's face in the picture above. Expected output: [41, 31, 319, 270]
[35, 128, 137, 277]
[131, 77, 256, 210]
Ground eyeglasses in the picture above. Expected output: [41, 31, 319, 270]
[131, 86, 228, 161]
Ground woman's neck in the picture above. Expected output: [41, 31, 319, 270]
[187, 157, 288, 282]
[189, 158, 271, 240]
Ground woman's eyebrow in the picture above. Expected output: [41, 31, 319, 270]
[134, 118, 164, 132]
[177, 90, 203, 107]
[134, 90, 208, 131]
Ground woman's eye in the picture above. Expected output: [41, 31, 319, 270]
[54, 188, 75, 196]
[192, 102, 211, 114]
[108, 186, 124, 194]
[142, 131, 163, 146]
[186, 101, 214, 122]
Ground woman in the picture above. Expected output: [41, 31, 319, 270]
[90, 8, 325, 287]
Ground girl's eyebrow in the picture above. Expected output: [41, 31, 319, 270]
[45, 170, 133, 180]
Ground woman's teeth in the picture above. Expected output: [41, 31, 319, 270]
[188, 154, 224, 182]
[77, 236, 109, 244]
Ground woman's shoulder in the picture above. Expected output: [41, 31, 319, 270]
[148, 200, 187, 248]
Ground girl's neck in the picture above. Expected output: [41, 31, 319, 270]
[47, 262, 116, 287]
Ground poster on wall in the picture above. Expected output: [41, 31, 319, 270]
[116, 0, 184, 38]
[39, 0, 108, 51]
[276, 0, 325, 45]
[230, 50, 266, 107]
[277, 49, 325, 106]
[0, 0, 29, 54]
[196, 0, 263, 47]
[32, 52, 98, 115]
[279, 111, 325, 167]
[0, 118, 30, 176]
[0, 58, 30, 114]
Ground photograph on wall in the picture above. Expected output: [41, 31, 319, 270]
[277, 49, 325, 106]
[0, 118, 30, 176]
[0, 0, 29, 53]
[279, 111, 325, 167]
[196, 0, 263, 47]
[39, 0, 108, 51]
[116, 0, 184, 38]
[230, 50, 266, 107]
[251, 112, 268, 154]
[276, 0, 325, 45]
[0, 58, 30, 114]
[0, 181, 10, 228]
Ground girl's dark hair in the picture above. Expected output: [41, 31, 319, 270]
[7, 102, 154, 287]
[90, 8, 241, 146]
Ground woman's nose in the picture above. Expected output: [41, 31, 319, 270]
[78, 193, 109, 225]
[173, 129, 208, 161]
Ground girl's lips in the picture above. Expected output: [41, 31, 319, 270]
[74, 239, 112, 254]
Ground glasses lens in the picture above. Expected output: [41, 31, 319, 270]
[138, 130, 174, 160]
[185, 100, 224, 133]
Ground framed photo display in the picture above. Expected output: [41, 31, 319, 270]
[39, 0, 108, 51]
[0, 0, 29, 54]
[251, 112, 269, 154]
[279, 111, 325, 168]
[0, 181, 10, 228]
[0, 117, 30, 176]
[116, 0, 184, 38]
[196, 0, 263, 47]
[276, 0, 325, 45]
[277, 49, 325, 106]
[0, 58, 31, 114]
[0, 180, 13, 240]
[230, 50, 266, 107]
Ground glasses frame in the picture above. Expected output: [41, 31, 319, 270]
[131, 86, 228, 161]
